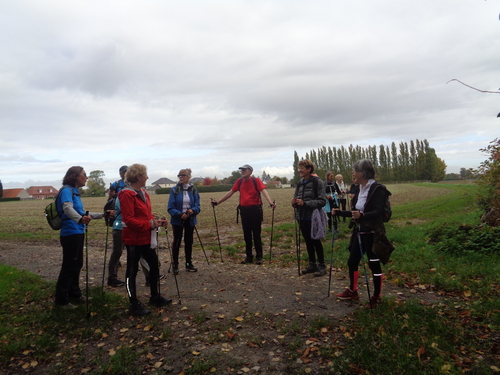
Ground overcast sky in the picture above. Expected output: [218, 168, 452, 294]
[1, 0, 499, 188]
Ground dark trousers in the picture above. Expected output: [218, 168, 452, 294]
[339, 199, 347, 221]
[299, 219, 325, 264]
[55, 234, 84, 305]
[125, 244, 160, 305]
[108, 229, 124, 281]
[327, 212, 338, 231]
[172, 221, 194, 265]
[348, 230, 382, 296]
[240, 205, 263, 259]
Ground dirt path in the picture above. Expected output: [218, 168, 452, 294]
[0, 240, 429, 317]
[0, 240, 439, 374]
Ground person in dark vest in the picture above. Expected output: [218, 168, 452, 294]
[291, 160, 327, 277]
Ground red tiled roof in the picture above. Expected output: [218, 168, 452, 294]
[2, 188, 24, 198]
[26, 186, 59, 195]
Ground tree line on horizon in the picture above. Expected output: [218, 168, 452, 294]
[292, 139, 447, 184]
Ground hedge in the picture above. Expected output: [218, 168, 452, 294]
[155, 185, 233, 195]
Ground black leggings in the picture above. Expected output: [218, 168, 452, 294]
[171, 221, 194, 265]
[125, 244, 160, 304]
[347, 230, 383, 296]
[55, 234, 84, 305]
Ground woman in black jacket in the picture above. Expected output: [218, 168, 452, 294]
[291, 160, 327, 276]
[333, 159, 386, 307]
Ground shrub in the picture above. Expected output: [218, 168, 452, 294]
[475, 137, 500, 213]
[428, 223, 500, 255]
[155, 185, 233, 194]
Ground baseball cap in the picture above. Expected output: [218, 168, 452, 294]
[238, 164, 253, 172]
[119, 165, 128, 173]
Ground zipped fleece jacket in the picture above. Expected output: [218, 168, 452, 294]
[294, 176, 327, 220]
[119, 186, 154, 246]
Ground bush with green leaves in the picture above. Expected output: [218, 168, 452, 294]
[428, 223, 500, 255]
[475, 137, 500, 212]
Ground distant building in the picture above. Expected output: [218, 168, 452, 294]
[146, 185, 162, 195]
[190, 177, 204, 185]
[266, 180, 282, 188]
[150, 178, 176, 188]
[26, 186, 59, 199]
[2, 188, 30, 200]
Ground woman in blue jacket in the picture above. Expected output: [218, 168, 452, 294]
[55, 166, 105, 309]
[167, 168, 201, 274]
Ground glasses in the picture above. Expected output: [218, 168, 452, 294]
[240, 168, 248, 171]
[81, 173, 87, 177]
[178, 174, 187, 177]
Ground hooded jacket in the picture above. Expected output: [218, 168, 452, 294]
[167, 183, 201, 226]
[119, 186, 154, 246]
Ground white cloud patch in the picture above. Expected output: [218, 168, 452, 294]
[1, 0, 499, 187]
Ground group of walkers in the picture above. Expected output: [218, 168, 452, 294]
[54, 158, 391, 315]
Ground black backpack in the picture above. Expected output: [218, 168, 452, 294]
[383, 187, 392, 222]
[103, 197, 116, 227]
[368, 184, 392, 223]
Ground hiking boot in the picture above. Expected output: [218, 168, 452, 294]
[57, 303, 78, 310]
[314, 264, 327, 277]
[255, 257, 263, 265]
[129, 302, 150, 316]
[301, 262, 318, 275]
[149, 295, 173, 307]
[172, 264, 179, 275]
[241, 257, 254, 264]
[367, 295, 381, 308]
[72, 296, 92, 304]
[185, 263, 198, 272]
[108, 279, 125, 287]
[336, 288, 359, 300]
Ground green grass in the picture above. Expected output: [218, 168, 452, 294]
[1, 183, 500, 373]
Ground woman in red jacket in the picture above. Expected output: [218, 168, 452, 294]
[119, 163, 171, 316]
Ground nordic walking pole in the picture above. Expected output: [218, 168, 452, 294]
[165, 224, 173, 274]
[210, 199, 223, 262]
[194, 225, 210, 265]
[84, 211, 90, 319]
[101, 218, 110, 292]
[357, 223, 373, 310]
[269, 200, 276, 262]
[156, 223, 161, 294]
[165, 226, 181, 304]
[327, 223, 335, 297]
[294, 208, 301, 276]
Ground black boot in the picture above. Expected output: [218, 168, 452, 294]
[185, 263, 197, 272]
[301, 262, 318, 274]
[241, 256, 254, 264]
[314, 263, 327, 277]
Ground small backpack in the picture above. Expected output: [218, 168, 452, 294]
[44, 186, 73, 230]
[378, 185, 392, 222]
[103, 197, 116, 227]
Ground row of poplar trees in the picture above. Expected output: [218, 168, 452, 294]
[293, 139, 446, 184]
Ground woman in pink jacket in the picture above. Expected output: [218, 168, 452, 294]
[119, 163, 171, 316]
